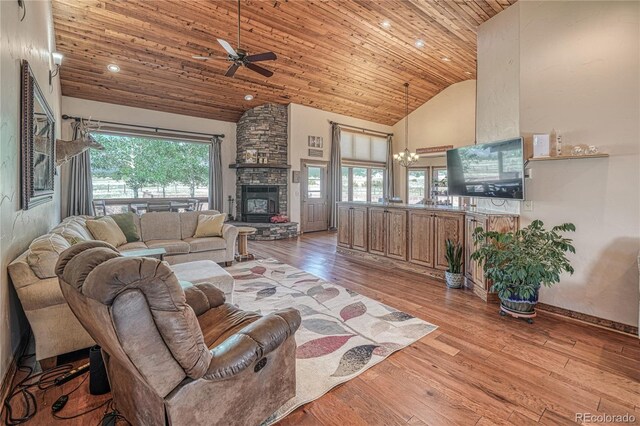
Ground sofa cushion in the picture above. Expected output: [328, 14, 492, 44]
[183, 237, 226, 253]
[52, 219, 94, 244]
[194, 214, 226, 238]
[118, 242, 148, 252]
[86, 217, 127, 247]
[109, 213, 140, 243]
[27, 234, 72, 279]
[141, 212, 181, 241]
[145, 239, 190, 255]
[179, 210, 220, 240]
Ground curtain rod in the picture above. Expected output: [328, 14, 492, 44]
[61, 114, 225, 139]
[329, 121, 393, 137]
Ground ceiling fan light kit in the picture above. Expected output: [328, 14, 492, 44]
[193, 0, 277, 79]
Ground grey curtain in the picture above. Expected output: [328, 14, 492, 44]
[64, 122, 94, 217]
[328, 124, 341, 230]
[385, 135, 395, 199]
[209, 137, 224, 212]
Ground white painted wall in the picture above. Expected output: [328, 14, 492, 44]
[287, 103, 392, 228]
[517, 1, 639, 327]
[477, 0, 640, 326]
[61, 97, 237, 216]
[392, 80, 477, 201]
[1, 0, 62, 383]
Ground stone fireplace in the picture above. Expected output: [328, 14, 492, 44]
[234, 104, 289, 223]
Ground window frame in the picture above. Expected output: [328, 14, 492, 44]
[341, 160, 386, 203]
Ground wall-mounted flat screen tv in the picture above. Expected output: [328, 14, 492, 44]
[446, 138, 525, 200]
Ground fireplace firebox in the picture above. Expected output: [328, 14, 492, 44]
[241, 185, 279, 222]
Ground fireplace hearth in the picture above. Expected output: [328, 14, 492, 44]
[241, 185, 279, 223]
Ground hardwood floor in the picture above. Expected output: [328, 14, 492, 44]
[6, 232, 639, 425]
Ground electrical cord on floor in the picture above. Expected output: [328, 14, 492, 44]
[52, 397, 111, 421]
[3, 347, 74, 425]
[96, 400, 131, 426]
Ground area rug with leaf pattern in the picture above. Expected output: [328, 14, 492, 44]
[227, 259, 438, 425]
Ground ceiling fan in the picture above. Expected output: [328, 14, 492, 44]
[192, 0, 277, 78]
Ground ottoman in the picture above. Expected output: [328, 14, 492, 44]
[171, 260, 235, 303]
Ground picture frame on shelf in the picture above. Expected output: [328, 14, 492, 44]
[244, 149, 258, 163]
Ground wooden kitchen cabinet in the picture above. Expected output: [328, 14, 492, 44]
[408, 211, 435, 268]
[465, 213, 519, 302]
[368, 208, 407, 260]
[368, 207, 386, 255]
[337, 202, 518, 299]
[386, 209, 408, 260]
[351, 206, 368, 251]
[434, 213, 464, 271]
[337, 205, 368, 251]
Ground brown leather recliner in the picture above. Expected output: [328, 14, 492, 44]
[55, 241, 300, 426]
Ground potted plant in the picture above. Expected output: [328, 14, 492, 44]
[444, 239, 464, 289]
[471, 220, 575, 323]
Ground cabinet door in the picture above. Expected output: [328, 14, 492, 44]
[464, 215, 477, 280]
[409, 211, 435, 267]
[434, 213, 464, 271]
[386, 209, 408, 261]
[472, 217, 488, 289]
[337, 205, 352, 248]
[368, 208, 386, 255]
[351, 207, 368, 252]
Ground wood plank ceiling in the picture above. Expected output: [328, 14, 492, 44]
[52, 0, 516, 125]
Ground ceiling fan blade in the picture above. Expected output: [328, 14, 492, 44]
[245, 51, 277, 62]
[224, 63, 240, 77]
[192, 54, 228, 61]
[217, 38, 238, 57]
[245, 62, 274, 78]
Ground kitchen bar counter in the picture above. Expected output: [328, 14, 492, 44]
[336, 201, 517, 216]
[336, 201, 519, 302]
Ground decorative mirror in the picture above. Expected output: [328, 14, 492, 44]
[21, 60, 55, 209]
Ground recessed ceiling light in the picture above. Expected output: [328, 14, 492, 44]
[244, 94, 254, 101]
[380, 19, 391, 29]
[441, 56, 451, 62]
[465, 71, 473, 75]
[106, 64, 120, 73]
[414, 39, 425, 49]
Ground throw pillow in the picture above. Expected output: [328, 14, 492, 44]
[108, 213, 140, 243]
[86, 216, 127, 247]
[193, 214, 225, 238]
[26, 233, 72, 279]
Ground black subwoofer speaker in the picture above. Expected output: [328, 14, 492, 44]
[89, 345, 110, 395]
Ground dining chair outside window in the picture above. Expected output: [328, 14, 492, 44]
[92, 199, 106, 216]
[186, 199, 200, 211]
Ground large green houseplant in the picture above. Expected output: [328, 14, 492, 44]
[470, 220, 576, 319]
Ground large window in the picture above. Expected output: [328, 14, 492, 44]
[340, 130, 388, 202]
[90, 134, 209, 200]
[341, 166, 386, 202]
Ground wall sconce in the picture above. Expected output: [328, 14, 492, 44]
[49, 52, 63, 85]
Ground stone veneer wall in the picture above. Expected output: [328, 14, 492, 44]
[235, 104, 289, 219]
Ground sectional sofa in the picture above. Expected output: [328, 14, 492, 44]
[8, 210, 238, 364]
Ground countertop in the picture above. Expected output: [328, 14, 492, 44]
[337, 201, 519, 216]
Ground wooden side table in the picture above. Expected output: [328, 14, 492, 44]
[236, 226, 257, 262]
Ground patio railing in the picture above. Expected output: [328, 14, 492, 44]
[93, 197, 209, 216]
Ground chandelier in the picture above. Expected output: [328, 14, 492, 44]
[394, 82, 419, 167]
